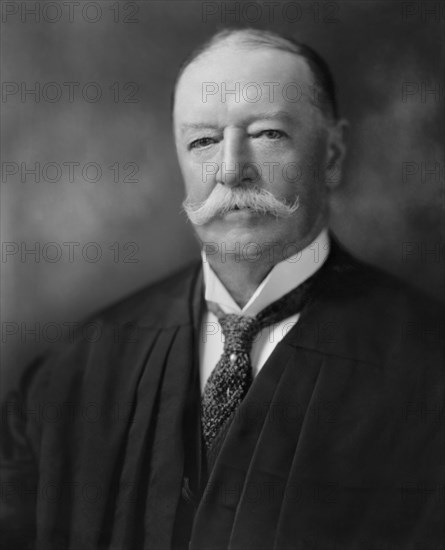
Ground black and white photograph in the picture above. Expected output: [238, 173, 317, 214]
[1, 1, 444, 549]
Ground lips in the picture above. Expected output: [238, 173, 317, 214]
[228, 206, 254, 214]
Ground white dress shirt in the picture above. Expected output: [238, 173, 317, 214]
[199, 230, 330, 392]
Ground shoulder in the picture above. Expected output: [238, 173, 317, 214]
[2, 260, 203, 454]
[32, 258, 202, 362]
[6, 260, 202, 396]
[302, 237, 444, 367]
[42, 257, 203, 371]
[90, 259, 202, 329]
[325, 237, 443, 322]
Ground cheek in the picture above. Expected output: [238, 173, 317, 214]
[181, 160, 215, 201]
[259, 151, 306, 197]
[248, 147, 297, 193]
[286, 140, 328, 194]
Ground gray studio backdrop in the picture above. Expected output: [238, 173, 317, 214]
[1, 0, 444, 387]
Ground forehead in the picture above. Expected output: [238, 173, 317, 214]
[173, 46, 317, 126]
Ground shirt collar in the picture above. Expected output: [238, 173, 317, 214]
[201, 229, 330, 316]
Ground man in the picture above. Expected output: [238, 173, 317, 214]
[1, 28, 444, 550]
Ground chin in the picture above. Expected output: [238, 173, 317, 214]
[201, 223, 280, 254]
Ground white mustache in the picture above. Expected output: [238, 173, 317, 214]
[182, 184, 300, 226]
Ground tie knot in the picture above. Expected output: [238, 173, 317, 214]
[218, 314, 260, 353]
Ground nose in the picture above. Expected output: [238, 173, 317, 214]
[218, 128, 257, 188]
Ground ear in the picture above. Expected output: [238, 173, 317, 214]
[325, 118, 349, 189]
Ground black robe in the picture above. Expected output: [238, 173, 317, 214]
[1, 240, 444, 550]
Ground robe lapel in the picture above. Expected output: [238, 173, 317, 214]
[105, 325, 192, 550]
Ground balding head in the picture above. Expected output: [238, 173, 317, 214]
[172, 28, 338, 122]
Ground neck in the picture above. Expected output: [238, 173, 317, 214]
[203, 227, 324, 309]
[206, 255, 273, 309]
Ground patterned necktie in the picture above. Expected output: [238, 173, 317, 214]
[201, 275, 317, 453]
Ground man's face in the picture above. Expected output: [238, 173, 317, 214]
[173, 45, 342, 258]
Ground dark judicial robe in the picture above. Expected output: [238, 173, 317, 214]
[1, 241, 444, 550]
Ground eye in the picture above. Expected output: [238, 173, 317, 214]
[189, 137, 217, 150]
[254, 129, 286, 140]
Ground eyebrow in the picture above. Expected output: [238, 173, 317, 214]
[180, 122, 219, 132]
[179, 110, 294, 133]
[243, 111, 294, 124]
